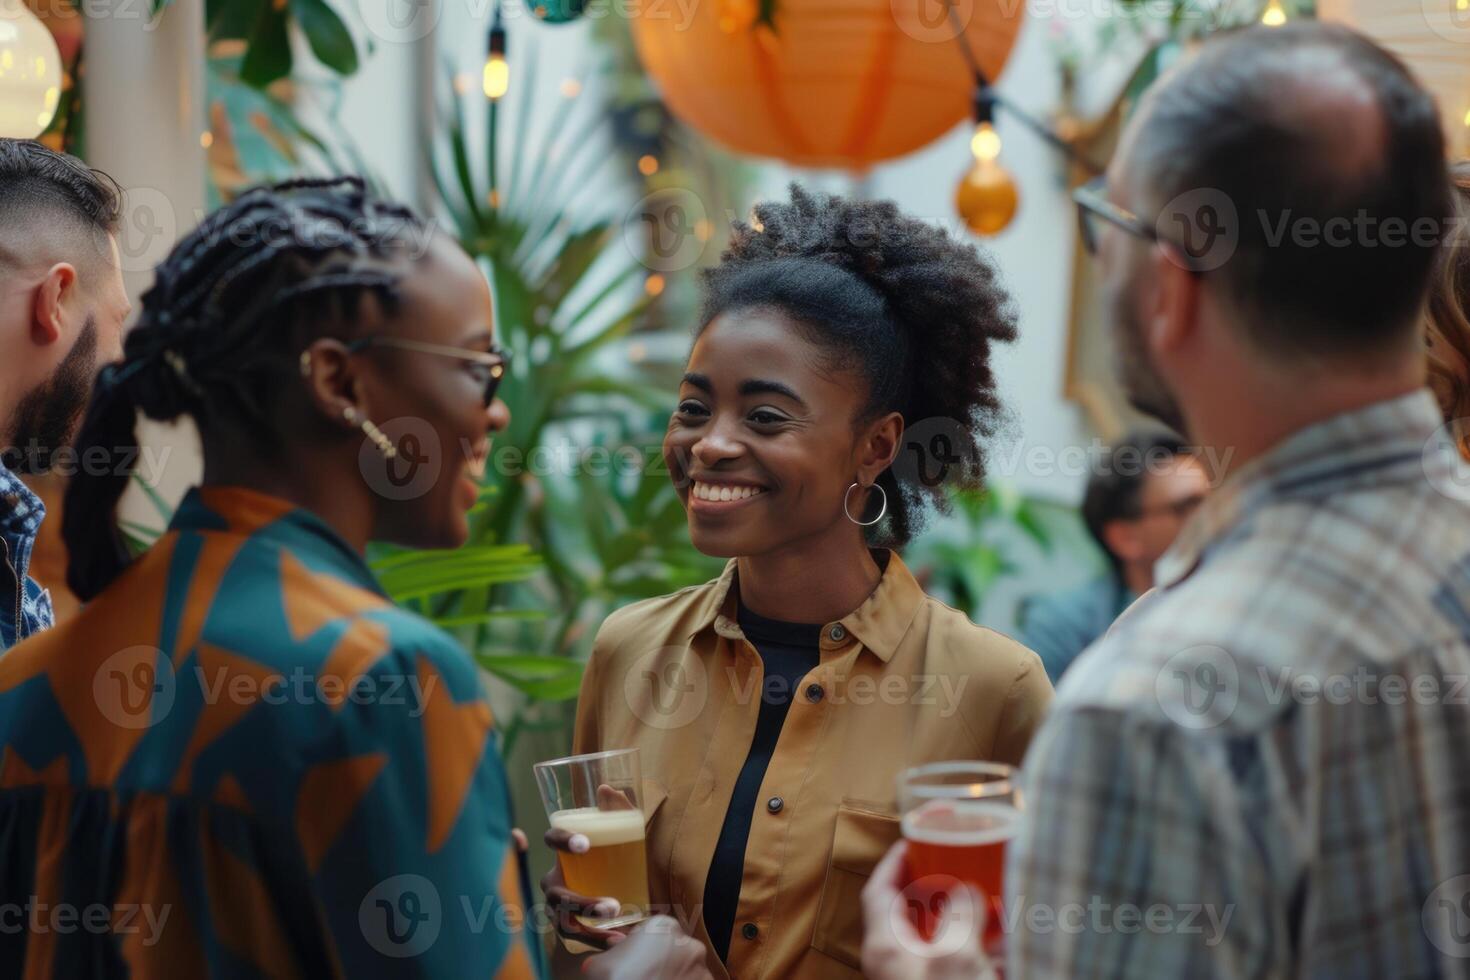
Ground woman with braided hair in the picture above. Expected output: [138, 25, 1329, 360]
[546, 186, 1053, 978]
[0, 177, 547, 976]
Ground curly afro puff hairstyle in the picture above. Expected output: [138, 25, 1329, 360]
[699, 184, 1017, 548]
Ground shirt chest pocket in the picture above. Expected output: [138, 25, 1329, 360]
[811, 803, 901, 970]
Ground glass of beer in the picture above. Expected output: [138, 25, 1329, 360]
[898, 761, 1020, 955]
[534, 747, 650, 930]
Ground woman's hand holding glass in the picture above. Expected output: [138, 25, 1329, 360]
[535, 750, 650, 951]
[540, 786, 636, 950]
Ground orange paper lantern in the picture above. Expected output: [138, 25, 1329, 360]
[629, 0, 1024, 169]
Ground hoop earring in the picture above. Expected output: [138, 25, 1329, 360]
[343, 406, 398, 460]
[844, 481, 887, 527]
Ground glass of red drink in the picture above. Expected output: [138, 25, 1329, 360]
[898, 761, 1020, 957]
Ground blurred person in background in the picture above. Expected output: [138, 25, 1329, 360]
[1425, 161, 1470, 457]
[0, 138, 130, 648]
[542, 186, 1052, 979]
[0, 178, 553, 976]
[1020, 430, 1208, 683]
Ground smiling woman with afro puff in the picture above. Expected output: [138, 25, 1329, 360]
[541, 185, 1052, 979]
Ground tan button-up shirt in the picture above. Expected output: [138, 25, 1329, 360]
[572, 551, 1053, 978]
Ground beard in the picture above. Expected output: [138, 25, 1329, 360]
[1109, 272, 1189, 438]
[5, 316, 99, 475]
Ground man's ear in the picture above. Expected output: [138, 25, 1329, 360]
[31, 263, 77, 346]
[856, 411, 904, 485]
[298, 338, 366, 430]
[1149, 245, 1202, 356]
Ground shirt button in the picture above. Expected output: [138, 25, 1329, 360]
[828, 624, 847, 642]
[741, 923, 759, 940]
[766, 796, 784, 814]
[805, 683, 824, 703]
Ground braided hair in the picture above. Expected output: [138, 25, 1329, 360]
[699, 185, 1017, 547]
[64, 176, 430, 601]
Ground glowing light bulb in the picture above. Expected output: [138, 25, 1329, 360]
[1261, 0, 1287, 26]
[0, 0, 63, 138]
[970, 121, 1005, 161]
[482, 55, 509, 100]
[638, 154, 659, 176]
[970, 121, 1002, 163]
[482, 26, 508, 101]
[645, 273, 666, 297]
[1458, 0, 1467, 11]
[955, 157, 1019, 236]
[956, 118, 1018, 235]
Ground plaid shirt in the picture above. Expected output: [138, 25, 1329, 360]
[1009, 390, 1470, 979]
[0, 460, 52, 650]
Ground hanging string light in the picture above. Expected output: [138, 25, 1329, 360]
[955, 89, 1018, 236]
[1261, 0, 1288, 26]
[482, 4, 509, 101]
[945, 1, 1099, 237]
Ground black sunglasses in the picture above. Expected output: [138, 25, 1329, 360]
[1072, 177, 1214, 275]
[344, 336, 511, 406]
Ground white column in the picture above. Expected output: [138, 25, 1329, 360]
[83, 0, 208, 528]
[83, 0, 207, 301]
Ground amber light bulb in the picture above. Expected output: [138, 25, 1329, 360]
[955, 122, 1019, 237]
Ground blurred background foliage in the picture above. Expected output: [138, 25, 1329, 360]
[394, 38, 729, 786]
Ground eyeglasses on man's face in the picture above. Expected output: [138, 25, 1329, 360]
[344, 336, 511, 407]
[1073, 177, 1157, 255]
[1072, 177, 1213, 275]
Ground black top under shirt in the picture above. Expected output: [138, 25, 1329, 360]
[702, 603, 823, 963]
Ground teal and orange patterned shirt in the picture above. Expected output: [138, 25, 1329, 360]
[0, 485, 545, 979]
